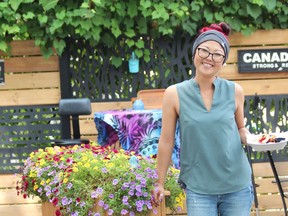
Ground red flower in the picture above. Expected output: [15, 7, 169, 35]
[76, 197, 81, 203]
[55, 209, 61, 216]
[52, 197, 59, 206]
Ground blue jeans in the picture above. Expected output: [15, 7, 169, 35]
[185, 183, 254, 216]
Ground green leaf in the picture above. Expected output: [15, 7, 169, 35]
[126, 39, 135, 47]
[263, 0, 276, 11]
[9, 0, 21, 11]
[137, 17, 147, 34]
[151, 10, 161, 19]
[226, 17, 242, 32]
[81, 20, 93, 31]
[53, 39, 66, 55]
[140, 0, 151, 9]
[153, 4, 169, 21]
[80, 2, 90, 9]
[241, 26, 255, 36]
[39, 0, 59, 11]
[182, 22, 197, 35]
[91, 27, 101, 42]
[134, 49, 143, 58]
[143, 48, 150, 62]
[23, 12, 35, 20]
[246, 3, 262, 19]
[56, 10, 66, 20]
[190, 2, 200, 12]
[38, 15, 48, 25]
[111, 56, 122, 68]
[40, 46, 54, 58]
[92, 0, 102, 6]
[6, 25, 20, 34]
[125, 29, 135, 38]
[135, 39, 144, 49]
[213, 0, 226, 3]
[262, 20, 273, 29]
[127, 0, 137, 18]
[49, 20, 64, 34]
[0, 41, 8, 52]
[204, 8, 213, 23]
[251, 0, 263, 6]
[115, 2, 126, 17]
[111, 19, 121, 38]
[215, 12, 224, 21]
[282, 5, 288, 15]
[101, 33, 116, 48]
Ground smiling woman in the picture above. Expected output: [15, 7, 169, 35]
[152, 22, 254, 216]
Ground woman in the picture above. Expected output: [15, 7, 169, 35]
[152, 22, 254, 216]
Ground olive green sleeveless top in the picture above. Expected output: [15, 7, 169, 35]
[176, 77, 251, 194]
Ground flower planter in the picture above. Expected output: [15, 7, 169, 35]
[17, 145, 182, 216]
[42, 202, 58, 216]
[42, 197, 167, 216]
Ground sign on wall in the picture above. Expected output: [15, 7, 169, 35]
[238, 48, 288, 73]
[0, 60, 4, 85]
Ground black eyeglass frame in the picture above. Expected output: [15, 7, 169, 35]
[197, 48, 225, 63]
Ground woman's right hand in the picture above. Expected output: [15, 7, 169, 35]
[151, 183, 165, 207]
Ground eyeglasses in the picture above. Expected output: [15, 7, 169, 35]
[197, 48, 225, 63]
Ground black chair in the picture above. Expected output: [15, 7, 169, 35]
[52, 98, 92, 147]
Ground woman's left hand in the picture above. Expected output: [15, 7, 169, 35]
[151, 183, 165, 207]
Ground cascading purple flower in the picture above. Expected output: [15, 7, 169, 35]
[112, 179, 119, 185]
[101, 167, 108, 173]
[121, 209, 128, 215]
[61, 197, 68, 205]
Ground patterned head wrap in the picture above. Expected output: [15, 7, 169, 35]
[192, 30, 230, 63]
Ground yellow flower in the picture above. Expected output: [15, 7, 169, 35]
[40, 180, 45, 185]
[39, 159, 45, 166]
[33, 184, 38, 191]
[63, 178, 68, 183]
[72, 145, 79, 151]
[46, 179, 50, 184]
[29, 171, 36, 178]
[107, 163, 114, 168]
[73, 167, 79, 172]
[84, 163, 90, 168]
[47, 147, 55, 155]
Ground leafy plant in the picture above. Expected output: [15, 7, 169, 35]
[16, 142, 185, 216]
[0, 0, 287, 66]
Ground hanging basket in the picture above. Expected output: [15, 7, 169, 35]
[128, 52, 139, 73]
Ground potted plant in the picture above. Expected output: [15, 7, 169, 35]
[16, 143, 185, 216]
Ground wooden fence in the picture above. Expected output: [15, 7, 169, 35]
[1, 29, 288, 215]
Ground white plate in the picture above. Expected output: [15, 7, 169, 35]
[247, 132, 288, 152]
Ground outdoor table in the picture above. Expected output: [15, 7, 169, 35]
[247, 146, 288, 216]
[266, 150, 287, 216]
[94, 109, 180, 168]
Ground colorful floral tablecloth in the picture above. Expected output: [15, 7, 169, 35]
[94, 109, 180, 168]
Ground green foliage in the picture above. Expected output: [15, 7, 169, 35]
[0, 0, 287, 65]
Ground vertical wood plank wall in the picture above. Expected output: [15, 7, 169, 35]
[0, 29, 288, 216]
